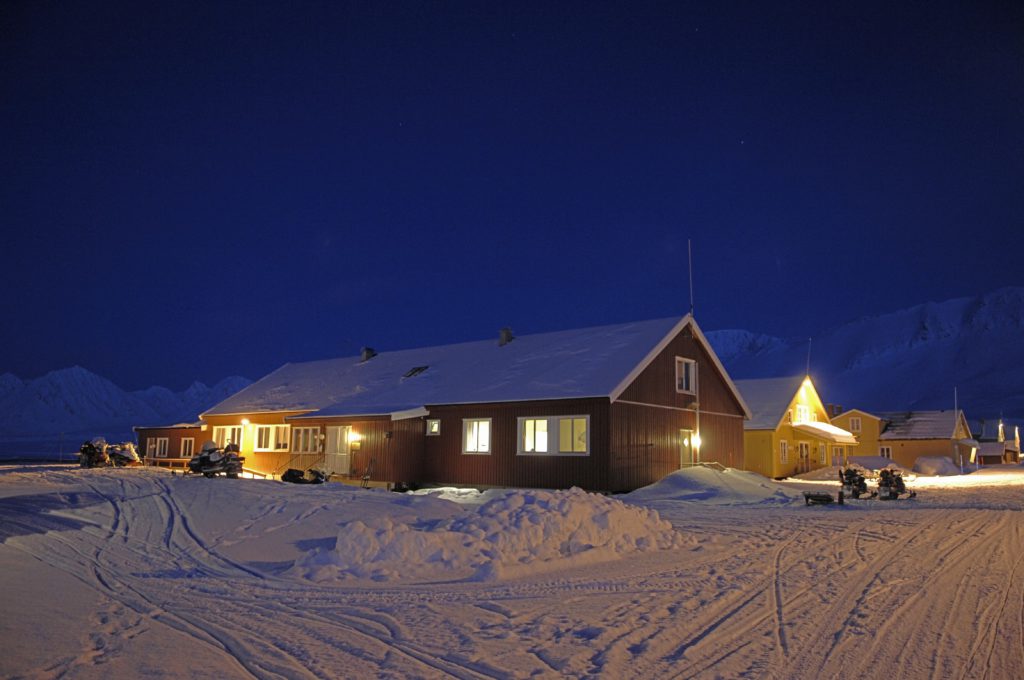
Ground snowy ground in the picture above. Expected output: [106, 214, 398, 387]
[2, 465, 1023, 679]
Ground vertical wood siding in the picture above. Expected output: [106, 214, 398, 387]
[617, 325, 745, 415]
[135, 426, 205, 460]
[285, 416, 426, 483]
[422, 399, 611, 490]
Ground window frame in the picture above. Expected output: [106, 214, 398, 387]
[462, 418, 492, 455]
[849, 416, 862, 433]
[180, 437, 195, 457]
[516, 415, 591, 456]
[254, 424, 291, 452]
[675, 357, 697, 395]
[148, 437, 169, 458]
[779, 440, 789, 464]
[880, 445, 893, 459]
[291, 426, 320, 454]
[212, 426, 243, 450]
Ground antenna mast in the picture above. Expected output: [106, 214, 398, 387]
[805, 338, 812, 376]
[687, 239, 695, 317]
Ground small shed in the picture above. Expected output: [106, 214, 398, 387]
[133, 422, 206, 468]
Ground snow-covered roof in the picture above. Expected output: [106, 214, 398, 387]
[733, 376, 807, 430]
[203, 316, 750, 419]
[877, 410, 968, 440]
[792, 421, 858, 444]
[977, 441, 1011, 457]
[132, 421, 204, 431]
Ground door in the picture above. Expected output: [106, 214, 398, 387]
[679, 429, 695, 468]
[798, 442, 810, 473]
[324, 426, 352, 476]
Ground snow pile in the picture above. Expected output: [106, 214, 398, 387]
[848, 456, 913, 473]
[292, 487, 683, 582]
[791, 465, 846, 481]
[914, 456, 961, 476]
[625, 467, 801, 505]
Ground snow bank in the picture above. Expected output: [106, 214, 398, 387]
[914, 456, 961, 476]
[625, 467, 800, 505]
[291, 487, 683, 582]
[849, 456, 913, 473]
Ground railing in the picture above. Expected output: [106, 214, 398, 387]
[273, 452, 327, 478]
[679, 461, 727, 473]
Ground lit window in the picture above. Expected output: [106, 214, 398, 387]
[213, 426, 243, 449]
[559, 417, 587, 453]
[522, 418, 548, 452]
[517, 416, 589, 456]
[256, 426, 271, 450]
[463, 419, 491, 454]
[794, 405, 810, 424]
[675, 357, 697, 395]
[292, 427, 320, 453]
[780, 440, 789, 463]
[426, 419, 441, 436]
[255, 425, 291, 452]
[849, 417, 862, 433]
[181, 438, 194, 457]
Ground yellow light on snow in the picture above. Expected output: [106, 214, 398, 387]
[691, 433, 702, 450]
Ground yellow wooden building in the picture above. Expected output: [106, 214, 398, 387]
[831, 408, 976, 470]
[735, 375, 857, 479]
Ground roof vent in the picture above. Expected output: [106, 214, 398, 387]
[403, 365, 429, 379]
[360, 347, 377, 362]
[499, 327, 514, 347]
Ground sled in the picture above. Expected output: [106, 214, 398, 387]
[803, 491, 836, 506]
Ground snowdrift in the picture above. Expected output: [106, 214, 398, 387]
[625, 467, 801, 505]
[913, 456, 962, 476]
[291, 487, 683, 582]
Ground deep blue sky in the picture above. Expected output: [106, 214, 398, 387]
[2, 1, 1022, 390]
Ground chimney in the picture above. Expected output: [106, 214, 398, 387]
[825, 403, 842, 418]
[360, 347, 377, 362]
[498, 327, 514, 346]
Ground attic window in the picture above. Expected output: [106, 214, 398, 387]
[675, 357, 697, 395]
[403, 366, 429, 379]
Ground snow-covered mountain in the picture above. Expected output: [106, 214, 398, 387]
[707, 287, 1024, 419]
[0, 367, 252, 446]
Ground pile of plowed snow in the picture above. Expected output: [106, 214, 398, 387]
[291, 487, 684, 582]
[913, 456, 962, 476]
[850, 456, 913, 474]
[625, 467, 800, 505]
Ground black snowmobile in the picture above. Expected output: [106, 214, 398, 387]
[877, 468, 916, 500]
[281, 468, 327, 484]
[188, 441, 244, 478]
[839, 467, 875, 499]
[78, 438, 111, 468]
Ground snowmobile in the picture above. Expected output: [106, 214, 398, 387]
[281, 468, 327, 484]
[839, 467, 874, 499]
[877, 468, 916, 500]
[78, 438, 111, 468]
[107, 441, 142, 467]
[187, 441, 244, 478]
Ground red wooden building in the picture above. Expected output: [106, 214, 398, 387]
[197, 315, 750, 492]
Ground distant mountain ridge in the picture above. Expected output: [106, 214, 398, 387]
[3, 287, 1022, 458]
[706, 287, 1024, 419]
[0, 367, 251, 440]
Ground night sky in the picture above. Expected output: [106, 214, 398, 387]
[2, 1, 1022, 390]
